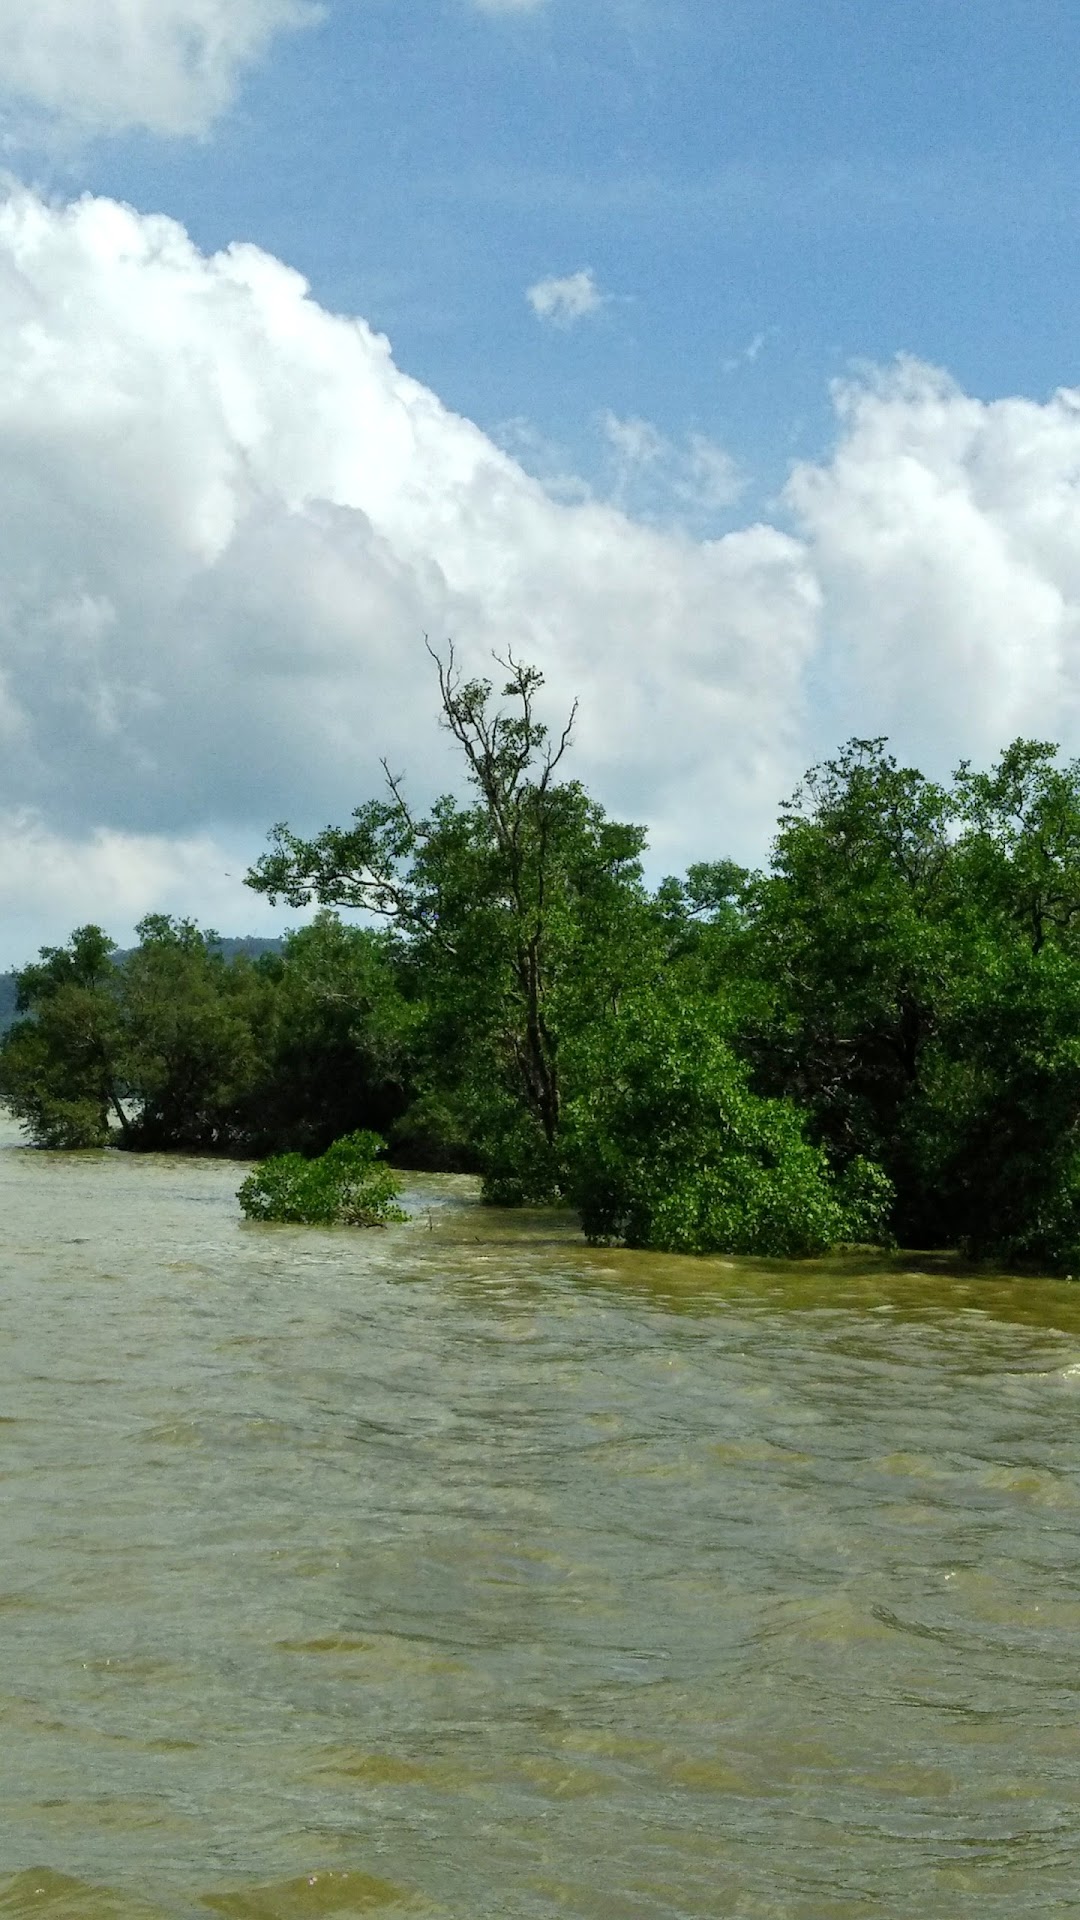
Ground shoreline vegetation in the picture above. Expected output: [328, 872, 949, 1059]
[5, 649, 1080, 1269]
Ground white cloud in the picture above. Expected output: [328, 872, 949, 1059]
[527, 268, 607, 328]
[602, 412, 668, 470]
[785, 357, 1080, 766]
[722, 330, 769, 374]
[0, 814, 300, 965]
[4, 189, 1080, 958]
[0, 187, 813, 956]
[0, 0, 320, 140]
[491, 416, 593, 505]
[601, 411, 743, 527]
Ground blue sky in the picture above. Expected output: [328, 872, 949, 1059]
[34, 0, 1080, 511]
[2, 0, 1080, 957]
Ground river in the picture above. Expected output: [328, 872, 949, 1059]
[3, 1114, 1080, 1918]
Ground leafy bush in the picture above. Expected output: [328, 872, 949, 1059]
[237, 1129, 407, 1227]
[565, 991, 892, 1257]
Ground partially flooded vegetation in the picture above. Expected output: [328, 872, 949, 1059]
[6, 664, 1080, 1913]
[7, 658, 1080, 1273]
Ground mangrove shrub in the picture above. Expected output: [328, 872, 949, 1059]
[237, 1130, 407, 1227]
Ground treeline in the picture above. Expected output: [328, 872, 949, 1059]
[0, 915, 418, 1162]
[0, 939, 284, 1040]
[7, 650, 1080, 1272]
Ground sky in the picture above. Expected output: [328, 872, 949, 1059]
[2, 0, 1080, 961]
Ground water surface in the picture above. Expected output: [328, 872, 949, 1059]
[3, 1115, 1080, 1917]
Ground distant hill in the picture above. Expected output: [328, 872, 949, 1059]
[203, 937, 285, 964]
[0, 935, 284, 1036]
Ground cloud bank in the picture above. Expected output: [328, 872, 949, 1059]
[0, 188, 812, 955]
[788, 357, 1080, 762]
[0, 0, 320, 139]
[0, 813, 273, 972]
[1, 188, 1080, 957]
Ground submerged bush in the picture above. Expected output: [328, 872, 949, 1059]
[237, 1129, 407, 1227]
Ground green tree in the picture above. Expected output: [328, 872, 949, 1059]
[952, 738, 1080, 954]
[565, 986, 892, 1255]
[742, 735, 1080, 1270]
[243, 912, 417, 1157]
[120, 916, 270, 1152]
[247, 648, 655, 1200]
[0, 926, 127, 1148]
[744, 739, 962, 1240]
[914, 943, 1080, 1270]
[922, 740, 1080, 1268]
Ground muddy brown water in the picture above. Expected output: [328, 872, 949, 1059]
[3, 1113, 1080, 1917]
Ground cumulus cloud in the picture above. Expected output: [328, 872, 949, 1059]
[785, 357, 1080, 765]
[4, 187, 1080, 960]
[527, 268, 607, 328]
[0, 186, 813, 958]
[0, 0, 320, 140]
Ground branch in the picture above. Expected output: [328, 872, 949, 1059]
[380, 759, 421, 836]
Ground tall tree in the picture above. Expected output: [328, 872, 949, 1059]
[244, 912, 416, 1157]
[925, 741, 1080, 1268]
[952, 738, 1080, 955]
[246, 647, 655, 1198]
[120, 916, 271, 1151]
[743, 739, 962, 1239]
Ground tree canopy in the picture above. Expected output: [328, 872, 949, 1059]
[7, 647, 1080, 1273]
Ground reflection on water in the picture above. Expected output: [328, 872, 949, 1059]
[3, 1113, 1080, 1916]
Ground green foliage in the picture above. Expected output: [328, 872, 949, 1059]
[120, 916, 271, 1151]
[23, 663, 1080, 1279]
[0, 912, 418, 1158]
[909, 943, 1080, 1272]
[237, 1130, 406, 1227]
[741, 740, 959, 1229]
[952, 738, 1080, 953]
[0, 926, 125, 1147]
[732, 734, 1080, 1270]
[0, 971, 18, 1037]
[928, 747, 1080, 1269]
[472, 1097, 564, 1206]
[242, 912, 415, 1157]
[247, 647, 659, 1203]
[565, 989, 893, 1256]
[389, 1089, 481, 1173]
[0, 1021, 114, 1149]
